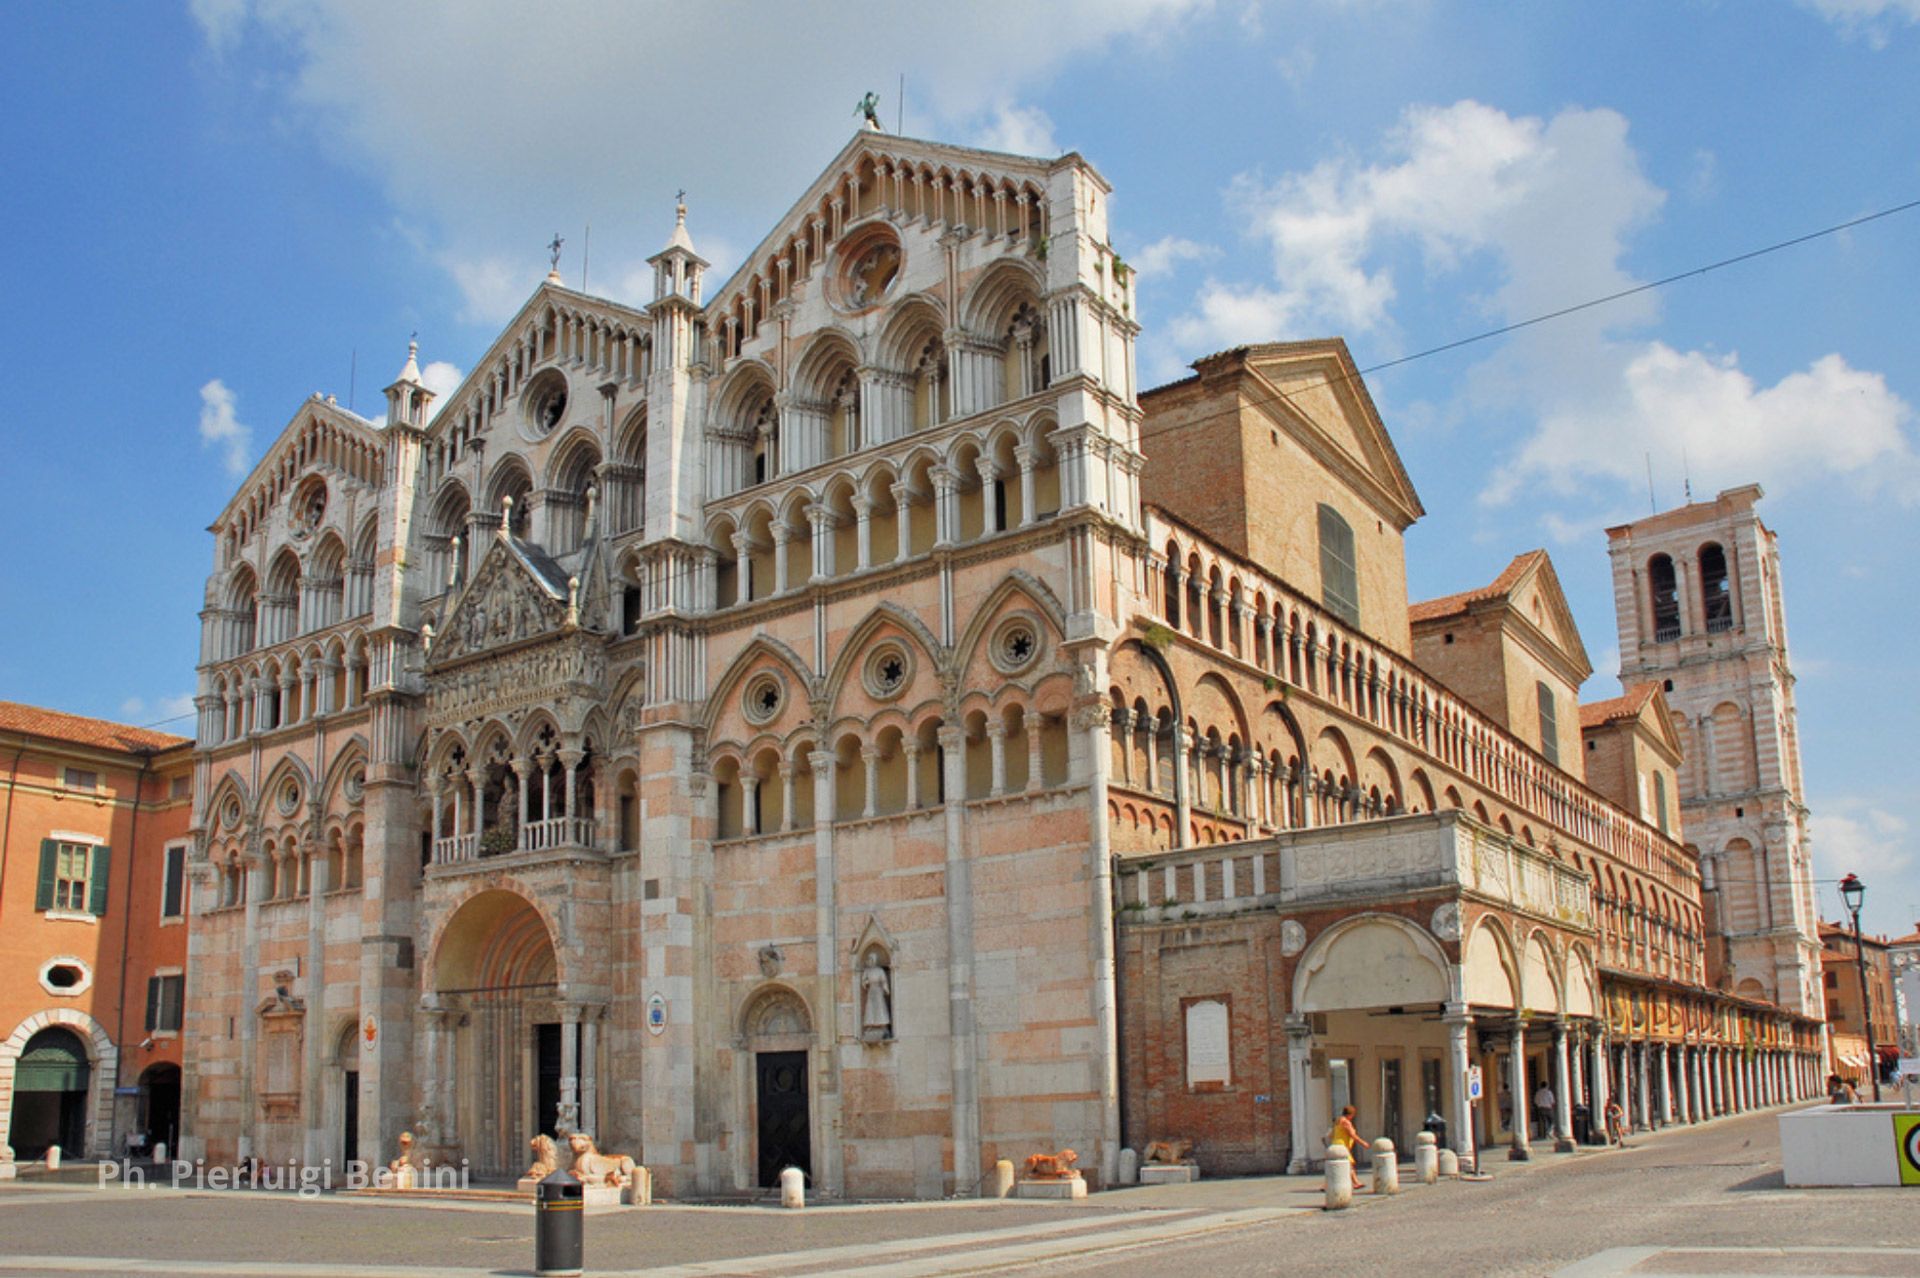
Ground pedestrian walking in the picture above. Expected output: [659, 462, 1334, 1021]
[1826, 1073, 1857, 1105]
[1533, 1082, 1556, 1139]
[1328, 1105, 1367, 1191]
[1604, 1098, 1628, 1147]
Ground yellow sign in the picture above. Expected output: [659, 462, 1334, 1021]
[1896, 1113, 1920, 1187]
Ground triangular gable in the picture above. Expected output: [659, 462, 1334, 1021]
[428, 534, 570, 665]
[424, 281, 652, 442]
[1502, 552, 1593, 683]
[705, 130, 1078, 319]
[1636, 685, 1684, 759]
[1230, 341, 1425, 530]
[212, 396, 385, 527]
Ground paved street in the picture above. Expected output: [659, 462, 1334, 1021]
[0, 1106, 1912, 1276]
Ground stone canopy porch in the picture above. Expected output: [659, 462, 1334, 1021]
[1116, 810, 1599, 1173]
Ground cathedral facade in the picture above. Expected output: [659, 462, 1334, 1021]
[180, 130, 1824, 1198]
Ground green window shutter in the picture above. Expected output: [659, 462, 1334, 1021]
[36, 840, 58, 911]
[146, 976, 162, 1032]
[88, 845, 112, 916]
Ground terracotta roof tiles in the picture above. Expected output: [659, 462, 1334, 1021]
[0, 701, 191, 755]
[1408, 550, 1545, 624]
[1579, 683, 1662, 731]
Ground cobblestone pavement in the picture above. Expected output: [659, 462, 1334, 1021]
[0, 1106, 1909, 1276]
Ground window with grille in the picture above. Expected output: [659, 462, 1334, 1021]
[1699, 543, 1733, 633]
[1317, 504, 1359, 627]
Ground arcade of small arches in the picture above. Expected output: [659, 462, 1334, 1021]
[202, 629, 373, 745]
[221, 412, 384, 552]
[201, 771, 368, 910]
[422, 717, 613, 866]
[211, 510, 378, 664]
[711, 152, 1048, 359]
[704, 414, 1062, 609]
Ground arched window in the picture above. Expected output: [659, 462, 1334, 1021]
[1317, 505, 1359, 627]
[1699, 543, 1732, 633]
[1648, 554, 1680, 641]
[1652, 770, 1670, 835]
[1536, 680, 1559, 767]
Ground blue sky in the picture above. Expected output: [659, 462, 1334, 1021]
[2, 1, 1916, 932]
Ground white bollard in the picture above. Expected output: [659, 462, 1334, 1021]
[1415, 1131, 1438, 1184]
[1371, 1139, 1398, 1195]
[1437, 1147, 1459, 1178]
[1323, 1144, 1354, 1210]
[45, 1145, 61, 1172]
[1117, 1147, 1140, 1185]
[153, 1142, 168, 1164]
[778, 1165, 805, 1209]
[990, 1159, 1015, 1199]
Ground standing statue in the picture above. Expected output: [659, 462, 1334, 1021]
[855, 91, 883, 131]
[860, 949, 893, 1041]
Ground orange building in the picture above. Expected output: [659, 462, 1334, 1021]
[0, 702, 191, 1169]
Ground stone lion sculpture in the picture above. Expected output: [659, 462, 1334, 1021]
[565, 1131, 637, 1188]
[1144, 1139, 1193, 1165]
[1023, 1149, 1078, 1179]
[525, 1134, 559, 1180]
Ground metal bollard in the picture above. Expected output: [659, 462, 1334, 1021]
[533, 1169, 583, 1278]
[990, 1158, 1015, 1198]
[1414, 1131, 1438, 1184]
[779, 1165, 805, 1209]
[1371, 1139, 1399, 1194]
[1437, 1147, 1460, 1178]
[1323, 1144, 1354, 1210]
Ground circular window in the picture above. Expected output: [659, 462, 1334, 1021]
[291, 478, 328, 539]
[831, 227, 903, 313]
[989, 616, 1043, 675]
[276, 777, 301, 816]
[862, 643, 914, 702]
[344, 767, 366, 805]
[743, 672, 785, 725]
[221, 793, 243, 830]
[522, 369, 569, 439]
[46, 964, 81, 988]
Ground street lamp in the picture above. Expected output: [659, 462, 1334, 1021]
[1838, 873, 1882, 1102]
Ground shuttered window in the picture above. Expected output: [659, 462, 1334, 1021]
[161, 845, 187, 919]
[1317, 504, 1359, 627]
[1536, 682, 1559, 767]
[36, 840, 110, 916]
[146, 974, 185, 1033]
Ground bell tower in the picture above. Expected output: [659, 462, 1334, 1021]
[1606, 485, 1822, 1018]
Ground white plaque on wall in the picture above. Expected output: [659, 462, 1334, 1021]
[1186, 999, 1231, 1087]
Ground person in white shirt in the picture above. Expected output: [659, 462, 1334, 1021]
[1533, 1083, 1556, 1138]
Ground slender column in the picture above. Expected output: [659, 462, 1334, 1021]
[1553, 1021, 1575, 1150]
[987, 723, 1007, 797]
[1146, 723, 1161, 796]
[852, 493, 874, 570]
[1657, 1043, 1675, 1125]
[1170, 725, 1191, 841]
[1025, 716, 1045, 793]
[1508, 1022, 1532, 1159]
[1285, 1015, 1316, 1173]
[1015, 445, 1037, 526]
[1636, 1043, 1653, 1131]
[741, 775, 761, 836]
[861, 746, 879, 819]
[937, 726, 979, 1189]
[468, 769, 485, 837]
[1116, 711, 1135, 785]
[779, 762, 796, 833]
[1589, 1032, 1610, 1143]
[512, 759, 531, 848]
[1444, 1005, 1475, 1162]
[580, 1013, 599, 1139]
[903, 741, 921, 810]
[807, 505, 833, 583]
[558, 1006, 580, 1134]
[931, 466, 957, 547]
[1675, 1046, 1693, 1124]
[560, 749, 582, 823]
[771, 520, 792, 594]
[891, 484, 916, 561]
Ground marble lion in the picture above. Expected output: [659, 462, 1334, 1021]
[565, 1131, 637, 1188]
[525, 1134, 559, 1180]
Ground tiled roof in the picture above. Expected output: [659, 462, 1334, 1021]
[0, 701, 191, 755]
[1408, 550, 1545, 624]
[1579, 683, 1661, 731]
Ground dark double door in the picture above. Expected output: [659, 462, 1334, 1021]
[755, 1051, 811, 1187]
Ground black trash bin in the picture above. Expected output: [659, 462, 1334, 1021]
[1573, 1102, 1593, 1146]
[1422, 1111, 1446, 1149]
[534, 1169, 584, 1277]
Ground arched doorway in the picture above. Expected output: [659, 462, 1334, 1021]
[9, 1027, 91, 1159]
[741, 986, 813, 1187]
[432, 889, 562, 1181]
[138, 1063, 181, 1158]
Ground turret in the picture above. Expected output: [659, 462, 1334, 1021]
[383, 339, 434, 431]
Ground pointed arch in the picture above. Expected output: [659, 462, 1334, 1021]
[822, 601, 948, 710]
[703, 634, 819, 739]
[952, 569, 1070, 674]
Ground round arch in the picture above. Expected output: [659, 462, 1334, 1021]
[1292, 912, 1456, 1012]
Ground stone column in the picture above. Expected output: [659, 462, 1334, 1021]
[807, 504, 833, 583]
[1025, 716, 1045, 793]
[1286, 1014, 1316, 1173]
[860, 747, 879, 819]
[1635, 1043, 1652, 1131]
[558, 1005, 580, 1134]
[779, 762, 796, 833]
[1015, 445, 1037, 526]
[580, 1012, 599, 1140]
[1508, 1022, 1531, 1160]
[1589, 1031, 1610, 1143]
[1674, 1046, 1692, 1124]
[1553, 1021, 1575, 1150]
[771, 520, 792, 594]
[987, 723, 1007, 797]
[1443, 1004, 1474, 1161]
[937, 726, 980, 1190]
[852, 492, 875, 570]
[1657, 1043, 1674, 1125]
[891, 484, 916, 562]
[741, 774, 761, 835]
[1077, 695, 1122, 1186]
[1169, 724, 1191, 841]
[1145, 723, 1161, 796]
[931, 466, 957, 547]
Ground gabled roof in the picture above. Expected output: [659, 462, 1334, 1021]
[212, 395, 384, 526]
[1160, 339, 1425, 530]
[1578, 681, 1662, 730]
[0, 701, 190, 755]
[1411, 549, 1592, 682]
[704, 129, 1084, 316]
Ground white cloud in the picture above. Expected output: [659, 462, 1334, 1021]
[1812, 798, 1918, 932]
[1130, 235, 1215, 279]
[973, 103, 1060, 158]
[419, 359, 464, 409]
[1800, 0, 1920, 46]
[188, 0, 249, 54]
[197, 378, 252, 476]
[1485, 345, 1920, 506]
[191, 1, 1208, 320]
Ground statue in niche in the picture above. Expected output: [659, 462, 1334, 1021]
[860, 948, 893, 1042]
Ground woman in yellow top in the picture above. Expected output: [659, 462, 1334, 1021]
[1329, 1105, 1367, 1189]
